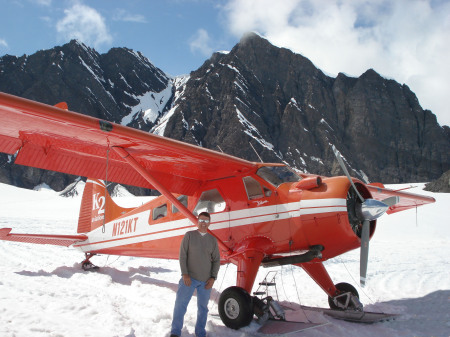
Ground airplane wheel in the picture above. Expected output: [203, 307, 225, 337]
[328, 282, 359, 310]
[218, 286, 254, 329]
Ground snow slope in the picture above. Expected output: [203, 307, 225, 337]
[0, 182, 448, 337]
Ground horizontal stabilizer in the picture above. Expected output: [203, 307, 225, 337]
[0, 228, 87, 247]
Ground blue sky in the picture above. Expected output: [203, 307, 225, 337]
[0, 0, 235, 76]
[1, 0, 449, 126]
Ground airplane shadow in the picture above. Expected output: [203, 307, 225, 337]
[16, 263, 180, 292]
[365, 290, 450, 337]
[275, 290, 450, 337]
[16, 263, 228, 300]
[15, 266, 449, 335]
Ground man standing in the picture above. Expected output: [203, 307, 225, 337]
[170, 212, 221, 337]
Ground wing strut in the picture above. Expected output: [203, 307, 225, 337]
[112, 146, 233, 255]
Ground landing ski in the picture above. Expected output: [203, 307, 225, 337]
[300, 305, 399, 323]
[257, 305, 329, 335]
[257, 319, 328, 335]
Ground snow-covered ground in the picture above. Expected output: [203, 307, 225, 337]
[0, 182, 448, 337]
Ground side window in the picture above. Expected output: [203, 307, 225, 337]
[193, 189, 226, 215]
[172, 195, 188, 214]
[243, 176, 264, 200]
[152, 204, 167, 220]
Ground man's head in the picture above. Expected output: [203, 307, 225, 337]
[197, 212, 211, 233]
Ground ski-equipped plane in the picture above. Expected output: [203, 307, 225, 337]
[0, 92, 435, 329]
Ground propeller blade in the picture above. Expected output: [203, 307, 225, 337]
[382, 196, 400, 207]
[332, 145, 365, 203]
[360, 220, 370, 287]
[359, 170, 370, 184]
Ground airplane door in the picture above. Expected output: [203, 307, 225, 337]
[242, 176, 277, 235]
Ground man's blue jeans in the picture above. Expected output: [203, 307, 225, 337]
[171, 277, 212, 337]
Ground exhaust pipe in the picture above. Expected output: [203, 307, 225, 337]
[262, 245, 324, 268]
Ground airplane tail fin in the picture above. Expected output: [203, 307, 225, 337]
[77, 179, 135, 233]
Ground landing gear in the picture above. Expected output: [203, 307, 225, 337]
[218, 286, 254, 329]
[328, 282, 363, 311]
[81, 253, 99, 271]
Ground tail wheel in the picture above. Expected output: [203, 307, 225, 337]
[218, 286, 254, 329]
[328, 282, 359, 310]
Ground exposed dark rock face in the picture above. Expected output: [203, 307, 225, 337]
[0, 40, 170, 121]
[164, 33, 449, 183]
[0, 34, 449, 193]
[425, 170, 450, 193]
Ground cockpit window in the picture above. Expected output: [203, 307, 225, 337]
[256, 166, 301, 187]
[193, 189, 226, 215]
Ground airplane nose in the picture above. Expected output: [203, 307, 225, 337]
[356, 199, 389, 221]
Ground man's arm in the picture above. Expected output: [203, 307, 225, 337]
[179, 232, 191, 286]
[210, 238, 221, 279]
[205, 238, 221, 290]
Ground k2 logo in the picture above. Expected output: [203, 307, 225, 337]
[93, 193, 105, 215]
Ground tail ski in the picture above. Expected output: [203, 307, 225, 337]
[77, 179, 135, 234]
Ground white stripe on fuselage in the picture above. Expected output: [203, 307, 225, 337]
[73, 198, 347, 252]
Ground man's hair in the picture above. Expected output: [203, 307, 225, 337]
[198, 211, 211, 219]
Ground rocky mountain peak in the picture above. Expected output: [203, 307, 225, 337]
[0, 41, 173, 191]
[163, 34, 449, 183]
[0, 35, 449, 192]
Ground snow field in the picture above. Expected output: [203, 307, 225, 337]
[0, 182, 448, 336]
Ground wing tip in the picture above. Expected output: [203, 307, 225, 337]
[0, 228, 12, 238]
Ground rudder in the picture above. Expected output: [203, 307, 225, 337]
[77, 179, 135, 233]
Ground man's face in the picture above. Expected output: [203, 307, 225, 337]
[197, 215, 210, 233]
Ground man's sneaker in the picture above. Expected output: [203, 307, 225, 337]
[170, 334, 179, 337]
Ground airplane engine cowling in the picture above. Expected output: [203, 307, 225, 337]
[346, 182, 376, 239]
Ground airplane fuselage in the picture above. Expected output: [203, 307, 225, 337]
[73, 172, 373, 271]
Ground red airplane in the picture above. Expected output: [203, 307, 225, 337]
[0, 92, 435, 329]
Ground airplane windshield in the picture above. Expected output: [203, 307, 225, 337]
[256, 166, 301, 187]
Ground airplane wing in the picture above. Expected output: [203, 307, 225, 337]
[0, 92, 257, 195]
[367, 184, 435, 214]
[0, 228, 87, 247]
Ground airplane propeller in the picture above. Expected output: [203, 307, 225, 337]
[331, 145, 397, 286]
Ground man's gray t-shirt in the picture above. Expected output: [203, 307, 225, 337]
[179, 230, 220, 282]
